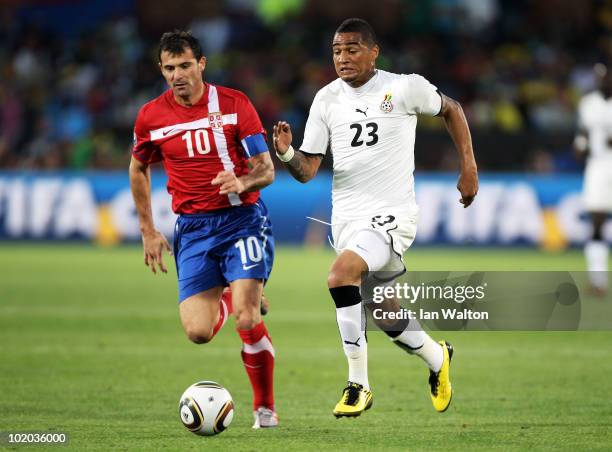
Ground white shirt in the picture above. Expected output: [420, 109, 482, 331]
[300, 69, 442, 221]
[577, 91, 612, 164]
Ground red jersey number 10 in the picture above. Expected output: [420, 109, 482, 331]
[182, 129, 211, 157]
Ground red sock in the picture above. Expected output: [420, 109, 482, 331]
[221, 288, 234, 315]
[211, 290, 233, 337]
[238, 321, 275, 411]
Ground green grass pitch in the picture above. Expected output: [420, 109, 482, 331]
[1, 244, 611, 451]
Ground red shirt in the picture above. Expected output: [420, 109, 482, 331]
[132, 83, 266, 213]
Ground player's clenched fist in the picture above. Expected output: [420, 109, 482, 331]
[212, 170, 245, 195]
[457, 166, 478, 208]
[272, 121, 292, 154]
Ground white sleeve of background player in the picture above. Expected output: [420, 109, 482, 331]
[300, 91, 329, 155]
[400, 73, 442, 116]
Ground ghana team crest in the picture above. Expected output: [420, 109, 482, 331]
[380, 93, 393, 113]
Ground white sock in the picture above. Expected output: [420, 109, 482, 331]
[585, 240, 609, 288]
[393, 319, 443, 372]
[336, 304, 369, 389]
[415, 335, 444, 372]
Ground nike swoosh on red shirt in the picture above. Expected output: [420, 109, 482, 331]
[162, 129, 178, 136]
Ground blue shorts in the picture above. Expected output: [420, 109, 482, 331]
[173, 200, 274, 302]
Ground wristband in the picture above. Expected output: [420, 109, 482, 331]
[574, 135, 588, 152]
[276, 145, 295, 162]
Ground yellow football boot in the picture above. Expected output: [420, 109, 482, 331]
[333, 382, 373, 418]
[429, 341, 454, 412]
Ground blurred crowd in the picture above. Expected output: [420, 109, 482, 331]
[1, 0, 611, 171]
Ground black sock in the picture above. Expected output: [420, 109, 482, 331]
[383, 318, 411, 339]
[329, 285, 361, 308]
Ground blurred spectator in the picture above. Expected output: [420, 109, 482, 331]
[0, 0, 606, 171]
[526, 149, 555, 173]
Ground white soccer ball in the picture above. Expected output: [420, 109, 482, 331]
[178, 381, 234, 436]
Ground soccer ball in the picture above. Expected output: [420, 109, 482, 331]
[178, 381, 234, 436]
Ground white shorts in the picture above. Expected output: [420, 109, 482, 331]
[331, 210, 418, 278]
[584, 162, 612, 212]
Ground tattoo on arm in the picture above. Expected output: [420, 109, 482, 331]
[285, 151, 323, 183]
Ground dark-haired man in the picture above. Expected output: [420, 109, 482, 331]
[130, 30, 278, 428]
[273, 18, 478, 417]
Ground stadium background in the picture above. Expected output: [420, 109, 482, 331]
[1, 0, 611, 450]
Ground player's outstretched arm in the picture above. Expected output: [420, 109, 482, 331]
[129, 156, 172, 274]
[272, 121, 323, 183]
[439, 93, 479, 208]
